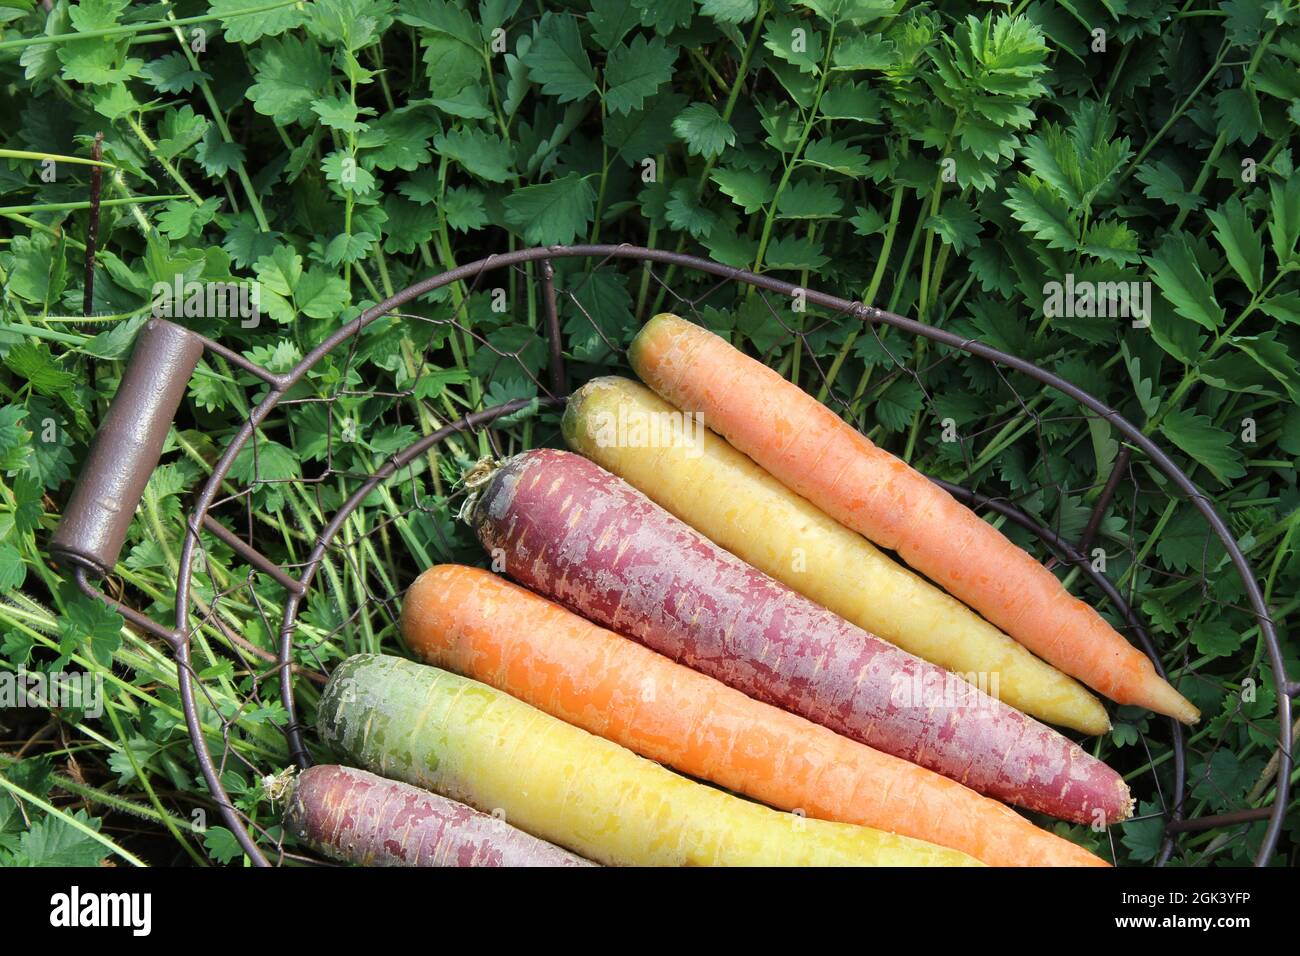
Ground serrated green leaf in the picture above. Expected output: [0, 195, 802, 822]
[926, 197, 980, 253]
[59, 590, 123, 668]
[1146, 234, 1224, 331]
[1005, 175, 1076, 250]
[1207, 198, 1264, 292]
[247, 36, 332, 125]
[672, 102, 736, 159]
[1259, 291, 1300, 325]
[311, 95, 374, 133]
[817, 80, 881, 122]
[398, 0, 483, 95]
[139, 52, 210, 93]
[1079, 219, 1141, 265]
[1267, 175, 1300, 264]
[604, 34, 675, 115]
[1192, 618, 1242, 659]
[321, 150, 377, 196]
[196, 128, 244, 178]
[1121, 344, 1159, 419]
[801, 137, 868, 176]
[588, 0, 640, 50]
[16, 810, 108, 867]
[0, 543, 24, 592]
[1120, 801, 1164, 863]
[703, 231, 760, 268]
[699, 0, 757, 25]
[4, 344, 74, 396]
[1020, 123, 1084, 206]
[502, 173, 595, 244]
[361, 108, 435, 172]
[433, 127, 514, 183]
[295, 269, 351, 320]
[605, 93, 687, 164]
[832, 32, 893, 70]
[665, 180, 719, 238]
[1230, 332, 1300, 403]
[848, 203, 885, 236]
[764, 15, 823, 75]
[1214, 87, 1262, 147]
[204, 826, 244, 864]
[1159, 409, 1245, 486]
[211, 0, 306, 42]
[711, 165, 776, 213]
[763, 234, 828, 270]
[1135, 161, 1203, 214]
[774, 180, 841, 220]
[874, 378, 923, 431]
[631, 0, 693, 33]
[155, 105, 209, 159]
[421, 33, 483, 97]
[523, 14, 597, 103]
[442, 185, 489, 231]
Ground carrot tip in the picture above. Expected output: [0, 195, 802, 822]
[1142, 679, 1201, 725]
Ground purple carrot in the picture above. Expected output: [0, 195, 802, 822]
[285, 765, 594, 867]
[468, 448, 1132, 825]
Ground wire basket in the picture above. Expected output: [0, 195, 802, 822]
[46, 244, 1294, 867]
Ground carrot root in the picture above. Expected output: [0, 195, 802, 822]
[285, 764, 593, 867]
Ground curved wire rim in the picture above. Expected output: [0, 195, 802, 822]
[167, 243, 1291, 867]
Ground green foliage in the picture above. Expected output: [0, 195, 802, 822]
[0, 0, 1296, 868]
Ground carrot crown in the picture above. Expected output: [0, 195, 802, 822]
[456, 455, 505, 525]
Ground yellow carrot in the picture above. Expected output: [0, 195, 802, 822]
[318, 653, 981, 867]
[630, 313, 1198, 724]
[563, 376, 1110, 734]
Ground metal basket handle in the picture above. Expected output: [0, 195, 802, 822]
[50, 318, 205, 577]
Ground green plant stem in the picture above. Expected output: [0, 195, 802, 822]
[1145, 270, 1289, 433]
[751, 22, 838, 276]
[125, 117, 204, 206]
[0, 753, 200, 834]
[0, 196, 182, 215]
[102, 701, 207, 865]
[817, 182, 905, 402]
[0, 148, 115, 168]
[162, 2, 271, 232]
[0, 0, 302, 50]
[916, 143, 952, 324]
[0, 773, 148, 867]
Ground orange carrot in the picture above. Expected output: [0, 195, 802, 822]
[402, 563, 1109, 867]
[629, 313, 1198, 725]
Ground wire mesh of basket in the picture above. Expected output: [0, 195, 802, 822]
[46, 244, 1294, 867]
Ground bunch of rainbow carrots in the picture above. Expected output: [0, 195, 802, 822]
[285, 314, 1198, 867]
